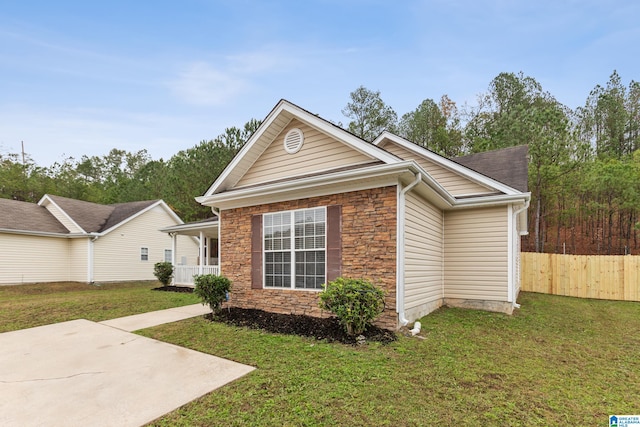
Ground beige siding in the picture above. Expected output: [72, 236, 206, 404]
[383, 142, 493, 196]
[0, 234, 75, 284]
[42, 203, 81, 233]
[235, 119, 375, 188]
[68, 239, 88, 282]
[404, 192, 443, 316]
[444, 206, 509, 300]
[92, 205, 198, 282]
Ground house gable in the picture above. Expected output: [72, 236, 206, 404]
[234, 118, 378, 188]
[203, 100, 400, 196]
[373, 132, 526, 198]
[38, 195, 87, 233]
[376, 137, 499, 197]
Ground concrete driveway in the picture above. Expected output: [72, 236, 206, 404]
[0, 306, 255, 427]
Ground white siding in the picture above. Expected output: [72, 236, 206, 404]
[92, 205, 198, 282]
[383, 142, 493, 196]
[444, 206, 509, 300]
[0, 234, 77, 284]
[235, 119, 375, 188]
[403, 192, 443, 316]
[93, 206, 198, 282]
[68, 238, 88, 282]
[41, 202, 81, 233]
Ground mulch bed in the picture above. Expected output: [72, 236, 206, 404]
[151, 286, 194, 293]
[207, 307, 397, 345]
[151, 285, 397, 344]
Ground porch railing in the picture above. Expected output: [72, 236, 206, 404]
[174, 265, 220, 286]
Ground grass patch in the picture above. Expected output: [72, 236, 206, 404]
[0, 281, 200, 332]
[138, 292, 640, 426]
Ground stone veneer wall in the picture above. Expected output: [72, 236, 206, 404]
[220, 186, 398, 330]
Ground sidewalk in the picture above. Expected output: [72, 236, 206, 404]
[0, 303, 254, 427]
[99, 303, 211, 331]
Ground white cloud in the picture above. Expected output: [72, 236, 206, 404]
[168, 62, 248, 106]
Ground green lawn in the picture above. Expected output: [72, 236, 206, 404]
[0, 281, 199, 332]
[139, 292, 640, 426]
[1, 284, 638, 426]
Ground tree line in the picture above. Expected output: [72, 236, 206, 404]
[2, 71, 639, 254]
[0, 119, 261, 221]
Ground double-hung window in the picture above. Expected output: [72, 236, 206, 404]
[263, 207, 326, 290]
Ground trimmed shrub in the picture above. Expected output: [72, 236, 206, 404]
[153, 262, 174, 286]
[193, 274, 232, 314]
[318, 277, 385, 336]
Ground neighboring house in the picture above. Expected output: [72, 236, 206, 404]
[193, 100, 531, 330]
[0, 195, 198, 285]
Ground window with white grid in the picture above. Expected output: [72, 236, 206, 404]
[263, 207, 326, 290]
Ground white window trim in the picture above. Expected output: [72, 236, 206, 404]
[263, 206, 327, 291]
[164, 249, 172, 263]
[140, 247, 149, 261]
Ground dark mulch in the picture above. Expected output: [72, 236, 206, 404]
[151, 286, 194, 293]
[206, 307, 397, 345]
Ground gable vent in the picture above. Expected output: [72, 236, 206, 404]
[283, 128, 304, 154]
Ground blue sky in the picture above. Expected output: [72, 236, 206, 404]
[1, 0, 638, 167]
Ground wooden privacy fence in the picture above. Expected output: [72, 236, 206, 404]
[521, 252, 640, 302]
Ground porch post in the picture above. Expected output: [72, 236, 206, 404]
[199, 231, 204, 275]
[171, 233, 177, 286]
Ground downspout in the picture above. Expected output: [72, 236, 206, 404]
[397, 172, 422, 326]
[510, 199, 530, 309]
[88, 235, 99, 284]
[211, 207, 221, 274]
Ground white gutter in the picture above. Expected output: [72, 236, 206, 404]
[197, 161, 455, 209]
[88, 235, 99, 283]
[510, 199, 530, 309]
[452, 192, 531, 208]
[211, 208, 221, 274]
[0, 229, 92, 238]
[397, 172, 422, 327]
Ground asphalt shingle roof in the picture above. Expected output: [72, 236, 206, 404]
[0, 198, 68, 233]
[454, 145, 529, 193]
[0, 195, 160, 234]
[46, 195, 158, 233]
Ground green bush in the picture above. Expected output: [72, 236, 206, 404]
[193, 274, 232, 314]
[153, 262, 174, 286]
[318, 277, 385, 336]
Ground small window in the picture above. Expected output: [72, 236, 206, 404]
[164, 249, 172, 263]
[140, 247, 149, 261]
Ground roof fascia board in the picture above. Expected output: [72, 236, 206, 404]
[37, 194, 86, 233]
[0, 228, 93, 238]
[203, 100, 400, 197]
[203, 100, 290, 197]
[374, 132, 521, 196]
[160, 221, 219, 233]
[286, 103, 400, 164]
[451, 192, 532, 209]
[198, 161, 456, 210]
